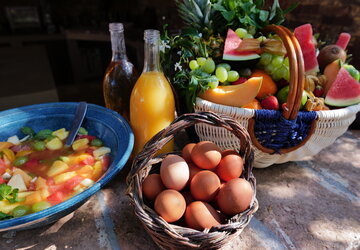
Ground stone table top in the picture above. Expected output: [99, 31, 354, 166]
[1, 130, 359, 250]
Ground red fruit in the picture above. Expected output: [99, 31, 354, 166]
[313, 85, 324, 97]
[231, 77, 247, 85]
[261, 96, 279, 110]
[282, 102, 289, 111]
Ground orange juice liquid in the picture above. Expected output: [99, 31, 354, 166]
[130, 71, 175, 155]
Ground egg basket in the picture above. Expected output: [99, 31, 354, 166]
[195, 24, 360, 168]
[126, 112, 258, 249]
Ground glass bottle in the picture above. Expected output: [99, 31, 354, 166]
[130, 29, 176, 155]
[103, 23, 138, 121]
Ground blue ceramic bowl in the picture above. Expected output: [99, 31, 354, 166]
[0, 102, 133, 232]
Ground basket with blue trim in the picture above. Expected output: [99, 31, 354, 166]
[195, 25, 360, 168]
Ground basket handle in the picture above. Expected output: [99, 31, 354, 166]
[247, 25, 316, 154]
[262, 24, 301, 119]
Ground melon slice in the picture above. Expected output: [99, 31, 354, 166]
[223, 29, 260, 61]
[199, 77, 263, 107]
[325, 67, 360, 107]
[336, 33, 351, 50]
[294, 24, 319, 74]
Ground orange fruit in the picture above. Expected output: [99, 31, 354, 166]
[251, 69, 277, 99]
[242, 99, 262, 109]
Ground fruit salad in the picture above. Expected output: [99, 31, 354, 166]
[0, 127, 110, 220]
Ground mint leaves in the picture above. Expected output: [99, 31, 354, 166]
[0, 183, 19, 204]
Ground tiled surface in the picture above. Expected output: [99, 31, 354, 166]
[1, 131, 359, 250]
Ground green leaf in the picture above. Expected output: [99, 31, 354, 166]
[20, 127, 35, 137]
[0, 212, 13, 221]
[221, 10, 236, 22]
[254, 0, 265, 9]
[269, 0, 280, 20]
[259, 10, 269, 22]
[0, 184, 19, 204]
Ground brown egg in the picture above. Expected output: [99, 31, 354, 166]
[142, 174, 165, 202]
[221, 149, 239, 157]
[185, 201, 221, 230]
[190, 170, 220, 202]
[154, 189, 186, 223]
[188, 162, 202, 184]
[182, 143, 196, 162]
[216, 153, 244, 182]
[160, 155, 189, 191]
[191, 141, 221, 169]
[217, 178, 253, 215]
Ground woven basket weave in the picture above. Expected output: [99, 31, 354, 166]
[127, 112, 258, 249]
[194, 25, 360, 168]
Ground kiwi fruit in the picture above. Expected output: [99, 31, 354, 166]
[317, 45, 346, 71]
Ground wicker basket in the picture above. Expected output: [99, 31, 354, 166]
[127, 112, 258, 249]
[195, 25, 360, 168]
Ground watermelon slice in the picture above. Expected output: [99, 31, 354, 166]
[325, 67, 360, 107]
[223, 29, 260, 61]
[294, 24, 319, 74]
[336, 33, 351, 50]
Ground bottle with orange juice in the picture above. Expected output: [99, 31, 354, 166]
[130, 29, 175, 155]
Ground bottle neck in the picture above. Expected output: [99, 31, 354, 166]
[143, 33, 161, 72]
[110, 30, 127, 61]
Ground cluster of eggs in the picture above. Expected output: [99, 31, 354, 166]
[142, 141, 253, 230]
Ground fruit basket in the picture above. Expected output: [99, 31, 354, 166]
[126, 112, 258, 249]
[161, 0, 360, 168]
[194, 25, 360, 168]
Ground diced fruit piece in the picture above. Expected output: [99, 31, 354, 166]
[7, 174, 27, 191]
[199, 77, 263, 107]
[64, 176, 83, 191]
[0, 142, 13, 151]
[77, 165, 94, 178]
[35, 177, 47, 190]
[12, 168, 32, 187]
[92, 161, 103, 180]
[72, 138, 89, 151]
[47, 160, 69, 177]
[52, 128, 69, 140]
[323, 59, 341, 94]
[80, 178, 94, 187]
[24, 191, 42, 205]
[39, 187, 50, 199]
[13, 156, 29, 166]
[33, 141, 46, 151]
[223, 29, 260, 61]
[261, 95, 279, 110]
[17, 191, 35, 199]
[7, 135, 20, 145]
[16, 150, 33, 157]
[0, 201, 19, 213]
[46, 137, 63, 150]
[336, 32, 351, 50]
[47, 191, 65, 205]
[2, 148, 15, 162]
[32, 201, 51, 212]
[53, 171, 77, 184]
[93, 147, 111, 159]
[250, 70, 277, 99]
[59, 156, 70, 163]
[90, 139, 103, 147]
[325, 67, 360, 107]
[78, 127, 88, 135]
[197, 57, 206, 66]
[317, 45, 346, 71]
[294, 24, 319, 74]
[12, 205, 31, 217]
